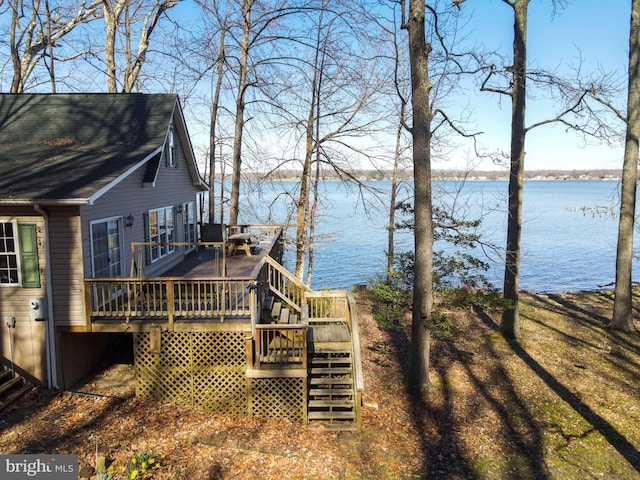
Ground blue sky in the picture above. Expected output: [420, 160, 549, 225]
[172, 0, 631, 173]
[448, 0, 632, 171]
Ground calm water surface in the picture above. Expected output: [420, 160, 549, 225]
[234, 180, 634, 293]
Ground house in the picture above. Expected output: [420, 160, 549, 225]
[0, 93, 363, 430]
[0, 93, 207, 390]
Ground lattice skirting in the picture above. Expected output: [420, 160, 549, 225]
[133, 331, 306, 421]
[248, 377, 307, 423]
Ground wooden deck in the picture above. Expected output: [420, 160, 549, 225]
[77, 225, 362, 429]
[165, 243, 273, 279]
[308, 324, 352, 351]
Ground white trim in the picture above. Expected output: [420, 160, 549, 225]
[182, 201, 197, 251]
[0, 219, 21, 286]
[33, 205, 58, 389]
[87, 146, 164, 205]
[148, 206, 176, 263]
[0, 199, 88, 206]
[172, 98, 208, 190]
[166, 124, 176, 167]
[89, 216, 124, 278]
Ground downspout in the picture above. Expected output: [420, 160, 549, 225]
[34, 204, 59, 389]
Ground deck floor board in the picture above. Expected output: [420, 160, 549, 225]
[164, 245, 271, 279]
[308, 324, 350, 343]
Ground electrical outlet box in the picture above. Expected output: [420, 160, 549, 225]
[4, 317, 15, 328]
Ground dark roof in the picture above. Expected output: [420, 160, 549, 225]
[0, 93, 179, 203]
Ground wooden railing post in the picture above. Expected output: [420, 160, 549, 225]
[166, 279, 174, 330]
[84, 280, 93, 329]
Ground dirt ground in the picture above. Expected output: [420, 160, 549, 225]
[0, 289, 638, 479]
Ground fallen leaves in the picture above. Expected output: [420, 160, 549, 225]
[0, 290, 638, 478]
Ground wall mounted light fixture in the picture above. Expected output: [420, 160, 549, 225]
[125, 213, 135, 228]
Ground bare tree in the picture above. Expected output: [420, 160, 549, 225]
[402, 0, 434, 392]
[483, 0, 575, 340]
[102, 0, 178, 93]
[386, 8, 410, 285]
[479, 0, 637, 339]
[249, 1, 386, 283]
[208, 26, 227, 224]
[500, 0, 528, 340]
[227, 0, 253, 225]
[5, 0, 102, 92]
[612, 0, 640, 332]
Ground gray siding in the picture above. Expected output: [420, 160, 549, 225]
[80, 132, 202, 279]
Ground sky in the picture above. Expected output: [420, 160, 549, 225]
[168, 0, 633, 173]
[446, 0, 632, 172]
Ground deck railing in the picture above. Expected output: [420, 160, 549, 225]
[263, 255, 309, 314]
[306, 290, 350, 323]
[84, 276, 255, 325]
[254, 325, 308, 369]
[346, 292, 364, 432]
[304, 290, 364, 431]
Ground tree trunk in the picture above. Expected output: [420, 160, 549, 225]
[501, 0, 528, 341]
[387, 118, 403, 284]
[612, 0, 640, 332]
[405, 0, 434, 393]
[209, 28, 226, 224]
[306, 152, 321, 287]
[229, 0, 253, 226]
[103, 0, 124, 93]
[295, 15, 325, 282]
[9, 0, 24, 93]
[122, 1, 175, 93]
[294, 135, 312, 280]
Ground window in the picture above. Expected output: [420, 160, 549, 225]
[0, 221, 19, 284]
[183, 202, 196, 247]
[148, 206, 175, 262]
[0, 221, 40, 287]
[165, 125, 177, 167]
[90, 218, 122, 278]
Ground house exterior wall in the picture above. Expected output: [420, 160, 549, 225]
[80, 130, 201, 282]
[54, 125, 204, 389]
[48, 207, 85, 328]
[0, 207, 48, 384]
[0, 96, 206, 390]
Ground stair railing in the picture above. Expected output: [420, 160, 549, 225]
[347, 292, 364, 433]
[262, 255, 310, 314]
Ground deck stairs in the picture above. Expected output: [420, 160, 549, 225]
[261, 262, 361, 431]
[307, 349, 358, 431]
[0, 365, 33, 410]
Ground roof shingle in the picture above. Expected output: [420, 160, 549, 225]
[0, 93, 178, 203]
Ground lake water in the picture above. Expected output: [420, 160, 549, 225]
[232, 180, 634, 293]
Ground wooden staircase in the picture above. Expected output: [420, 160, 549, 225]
[0, 366, 33, 410]
[259, 284, 363, 432]
[307, 349, 358, 431]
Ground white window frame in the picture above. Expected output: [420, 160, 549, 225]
[0, 220, 20, 286]
[89, 216, 124, 279]
[149, 206, 175, 262]
[183, 201, 196, 251]
[167, 125, 176, 167]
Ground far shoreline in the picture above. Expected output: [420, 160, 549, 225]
[229, 169, 623, 183]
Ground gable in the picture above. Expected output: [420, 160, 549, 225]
[0, 94, 205, 204]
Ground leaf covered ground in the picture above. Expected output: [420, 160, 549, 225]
[0, 289, 638, 479]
